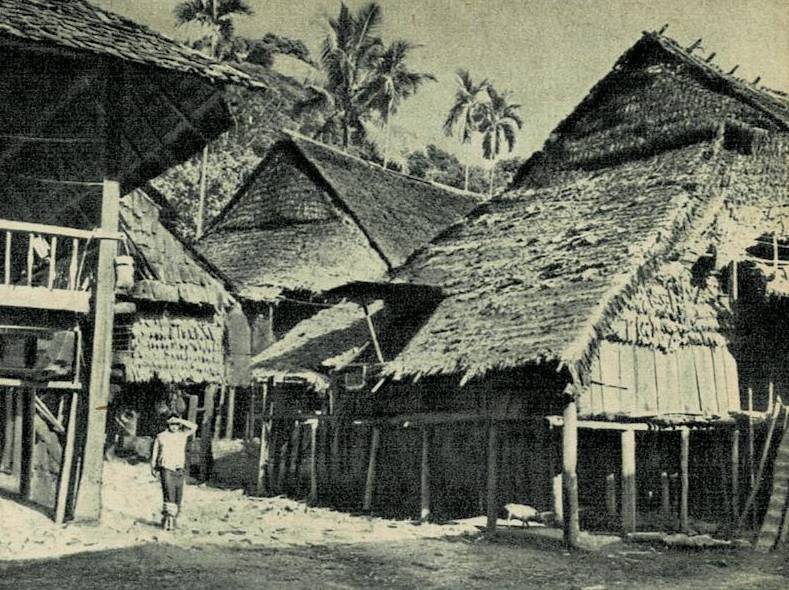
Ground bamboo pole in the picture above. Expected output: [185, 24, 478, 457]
[562, 402, 580, 548]
[486, 419, 499, 532]
[606, 473, 617, 517]
[550, 427, 563, 524]
[420, 425, 431, 523]
[363, 426, 381, 511]
[287, 421, 302, 495]
[680, 428, 690, 532]
[224, 386, 236, 440]
[747, 387, 755, 530]
[12, 390, 22, 484]
[199, 384, 216, 482]
[738, 402, 781, 529]
[55, 391, 79, 524]
[621, 430, 637, 534]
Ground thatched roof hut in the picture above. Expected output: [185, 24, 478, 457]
[381, 31, 788, 420]
[113, 189, 233, 384]
[197, 133, 480, 300]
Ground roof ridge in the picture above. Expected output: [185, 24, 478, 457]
[285, 130, 485, 198]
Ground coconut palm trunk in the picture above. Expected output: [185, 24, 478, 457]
[464, 164, 470, 191]
[196, 144, 209, 238]
[383, 98, 393, 169]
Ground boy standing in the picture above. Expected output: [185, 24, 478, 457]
[150, 414, 198, 530]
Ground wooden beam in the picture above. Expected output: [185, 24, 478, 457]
[34, 396, 65, 435]
[680, 428, 690, 532]
[562, 402, 580, 548]
[287, 420, 302, 495]
[661, 471, 671, 521]
[0, 286, 91, 313]
[420, 425, 431, 523]
[224, 386, 236, 440]
[72, 177, 120, 521]
[54, 391, 79, 524]
[19, 388, 35, 500]
[362, 426, 381, 511]
[486, 420, 499, 532]
[12, 390, 22, 484]
[362, 303, 385, 363]
[621, 430, 637, 534]
[199, 384, 217, 482]
[747, 387, 756, 531]
[308, 420, 318, 505]
[606, 473, 617, 517]
[1, 389, 13, 472]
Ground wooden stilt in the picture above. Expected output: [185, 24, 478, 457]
[187, 395, 198, 426]
[276, 433, 289, 495]
[420, 425, 431, 523]
[199, 384, 216, 482]
[731, 427, 740, 523]
[213, 383, 226, 440]
[362, 426, 381, 511]
[287, 421, 302, 495]
[247, 390, 257, 442]
[621, 430, 636, 534]
[19, 388, 35, 499]
[550, 427, 563, 524]
[738, 403, 781, 530]
[486, 419, 499, 532]
[562, 402, 580, 548]
[680, 428, 690, 532]
[330, 420, 342, 491]
[747, 388, 756, 531]
[73, 175, 120, 521]
[12, 390, 23, 484]
[606, 473, 617, 517]
[1, 388, 13, 472]
[308, 420, 318, 505]
[717, 431, 730, 522]
[55, 391, 79, 524]
[255, 384, 270, 496]
[224, 386, 236, 440]
[661, 471, 671, 521]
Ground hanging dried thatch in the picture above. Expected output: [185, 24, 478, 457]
[114, 314, 224, 384]
[384, 31, 789, 387]
[198, 134, 480, 299]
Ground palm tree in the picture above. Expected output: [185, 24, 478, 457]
[296, 2, 384, 148]
[443, 70, 489, 191]
[362, 40, 436, 169]
[478, 86, 523, 197]
[173, 0, 253, 238]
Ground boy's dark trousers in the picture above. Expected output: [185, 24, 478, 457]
[159, 468, 185, 512]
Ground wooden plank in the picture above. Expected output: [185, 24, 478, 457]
[55, 391, 79, 524]
[618, 342, 637, 416]
[562, 402, 580, 548]
[599, 341, 621, 414]
[712, 348, 730, 414]
[660, 349, 682, 414]
[47, 236, 57, 289]
[677, 348, 701, 414]
[708, 348, 723, 415]
[12, 390, 22, 484]
[4, 231, 11, 285]
[635, 347, 657, 414]
[420, 425, 431, 523]
[486, 420, 499, 532]
[67, 176, 119, 523]
[589, 354, 604, 415]
[363, 426, 381, 511]
[68, 238, 79, 290]
[621, 430, 637, 534]
[724, 350, 741, 412]
[26, 234, 33, 287]
[693, 347, 717, 416]
[680, 428, 690, 532]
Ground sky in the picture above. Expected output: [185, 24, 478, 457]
[96, 0, 789, 163]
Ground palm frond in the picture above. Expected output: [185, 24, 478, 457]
[173, 0, 204, 26]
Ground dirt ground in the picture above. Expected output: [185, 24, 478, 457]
[0, 459, 787, 589]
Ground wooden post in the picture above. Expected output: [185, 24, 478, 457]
[1, 388, 13, 472]
[308, 420, 318, 505]
[187, 395, 198, 426]
[486, 419, 499, 532]
[247, 389, 257, 442]
[606, 473, 617, 517]
[12, 389, 22, 484]
[680, 428, 690, 532]
[661, 471, 671, 521]
[420, 425, 431, 523]
[55, 391, 79, 524]
[199, 384, 216, 482]
[224, 386, 236, 440]
[550, 427, 563, 524]
[738, 402, 781, 529]
[768, 382, 774, 414]
[213, 383, 226, 440]
[73, 175, 120, 520]
[255, 384, 270, 496]
[287, 421, 302, 495]
[276, 434, 289, 494]
[621, 430, 636, 534]
[562, 402, 580, 548]
[730, 261, 738, 302]
[731, 427, 740, 523]
[747, 387, 755, 530]
[362, 426, 381, 511]
[19, 388, 35, 499]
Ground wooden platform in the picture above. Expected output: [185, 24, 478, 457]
[0, 285, 90, 313]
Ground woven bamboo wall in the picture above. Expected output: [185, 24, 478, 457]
[580, 340, 740, 418]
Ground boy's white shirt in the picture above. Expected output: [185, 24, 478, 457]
[151, 421, 197, 471]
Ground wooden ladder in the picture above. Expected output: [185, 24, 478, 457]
[756, 418, 789, 551]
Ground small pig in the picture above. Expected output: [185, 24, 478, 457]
[504, 503, 539, 527]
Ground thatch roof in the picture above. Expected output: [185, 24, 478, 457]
[198, 134, 480, 299]
[385, 32, 788, 385]
[114, 314, 224, 384]
[119, 189, 232, 309]
[250, 300, 385, 391]
[0, 0, 263, 89]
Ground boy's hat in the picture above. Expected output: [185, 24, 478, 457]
[166, 415, 180, 425]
